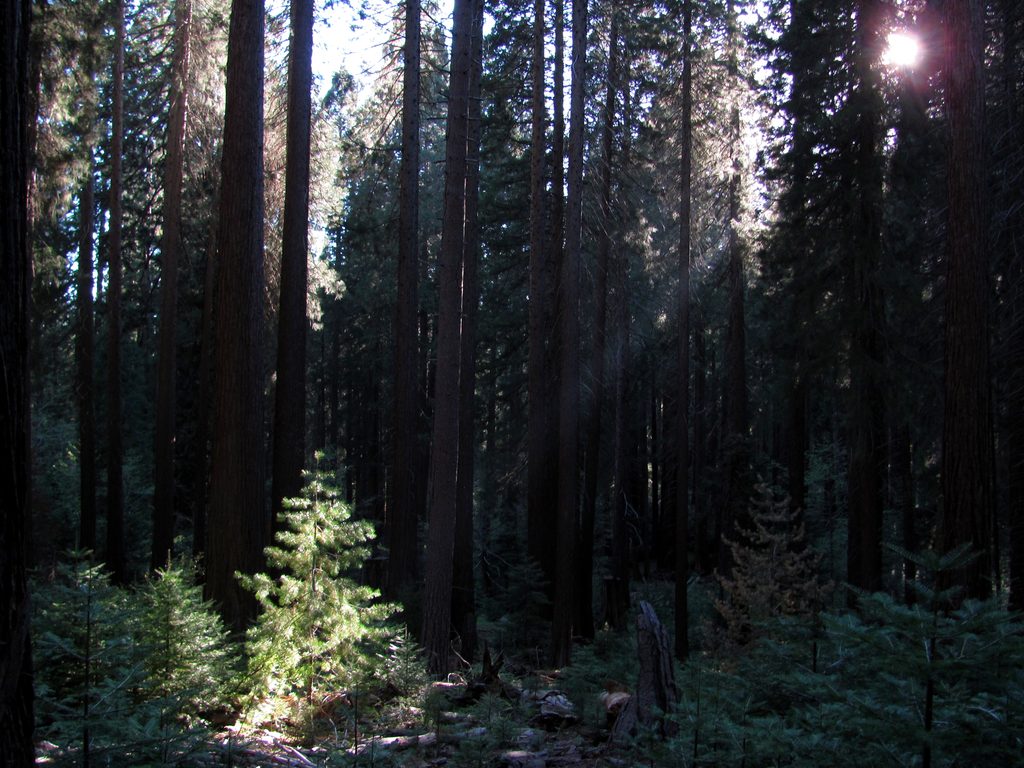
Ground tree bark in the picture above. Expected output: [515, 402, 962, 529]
[452, 0, 484, 660]
[153, 0, 192, 571]
[205, 0, 267, 631]
[674, 0, 692, 663]
[422, 0, 474, 673]
[527, 0, 557, 595]
[77, 161, 97, 554]
[579, 6, 619, 642]
[271, 0, 314, 531]
[0, 0, 36, 757]
[387, 0, 422, 602]
[551, 0, 587, 668]
[105, 0, 126, 584]
[846, 0, 886, 600]
[720, 0, 747, 577]
[940, 0, 993, 599]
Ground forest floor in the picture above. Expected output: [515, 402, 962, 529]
[203, 670, 632, 767]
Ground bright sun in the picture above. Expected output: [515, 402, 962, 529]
[883, 31, 921, 68]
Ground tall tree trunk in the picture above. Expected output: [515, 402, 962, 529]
[191, 193, 219, 561]
[205, 0, 267, 631]
[77, 161, 97, 553]
[105, 0, 126, 584]
[422, 0, 473, 673]
[527, 0, 557, 595]
[720, 0, 747, 577]
[846, 0, 886, 600]
[579, 6, 618, 642]
[153, 0, 192, 571]
[388, 0, 422, 601]
[452, 0, 484, 659]
[0, 0, 36, 756]
[551, 0, 587, 667]
[941, 0, 993, 599]
[674, 0, 692, 662]
[271, 0, 313, 530]
[843, 0, 884, 602]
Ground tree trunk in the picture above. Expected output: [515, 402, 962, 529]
[153, 0, 192, 571]
[452, 0, 484, 660]
[271, 0, 313, 533]
[720, 0, 747, 577]
[674, 0, 692, 663]
[941, 0, 993, 599]
[105, 0, 126, 583]
[387, 0, 421, 602]
[0, 0, 36, 756]
[422, 0, 473, 673]
[205, 0, 268, 632]
[77, 161, 97, 553]
[551, 0, 587, 667]
[846, 0, 886, 600]
[579, 7, 619, 642]
[527, 0, 557, 596]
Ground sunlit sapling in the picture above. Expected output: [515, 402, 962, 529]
[715, 483, 831, 646]
[241, 464, 398, 716]
[33, 553, 142, 763]
[136, 560, 241, 759]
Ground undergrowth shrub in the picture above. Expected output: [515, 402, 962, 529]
[240, 461, 398, 728]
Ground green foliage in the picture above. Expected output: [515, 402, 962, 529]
[33, 554, 244, 764]
[34, 553, 142, 763]
[135, 560, 241, 760]
[241, 464, 398, 722]
[479, 555, 550, 659]
[656, 548, 1024, 767]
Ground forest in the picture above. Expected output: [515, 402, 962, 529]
[1, 0, 1023, 764]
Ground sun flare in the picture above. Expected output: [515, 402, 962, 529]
[883, 31, 921, 68]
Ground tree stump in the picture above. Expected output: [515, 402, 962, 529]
[611, 601, 679, 741]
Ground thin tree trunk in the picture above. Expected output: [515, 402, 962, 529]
[674, 0, 692, 662]
[579, 7, 619, 642]
[527, 0, 557, 594]
[153, 0, 192, 571]
[205, 0, 267, 631]
[422, 0, 474, 673]
[551, 0, 587, 667]
[77, 161, 97, 553]
[0, 0, 36, 756]
[720, 0, 747, 577]
[388, 0, 421, 601]
[452, 0, 484, 660]
[940, 0, 993, 599]
[105, 0, 126, 584]
[271, 0, 313, 531]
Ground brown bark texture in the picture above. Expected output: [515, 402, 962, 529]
[422, 0, 473, 674]
[105, 0, 126, 584]
[271, 0, 314, 530]
[77, 162, 97, 553]
[674, 0, 692, 663]
[205, 0, 268, 631]
[0, 0, 36, 759]
[153, 0, 192, 570]
[846, 0, 886, 599]
[387, 0, 422, 601]
[551, 0, 587, 668]
[940, 0, 994, 599]
[452, 0, 484, 662]
[579, 7, 618, 642]
[527, 0, 557, 596]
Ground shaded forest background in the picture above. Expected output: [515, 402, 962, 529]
[2, 0, 1023, 763]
